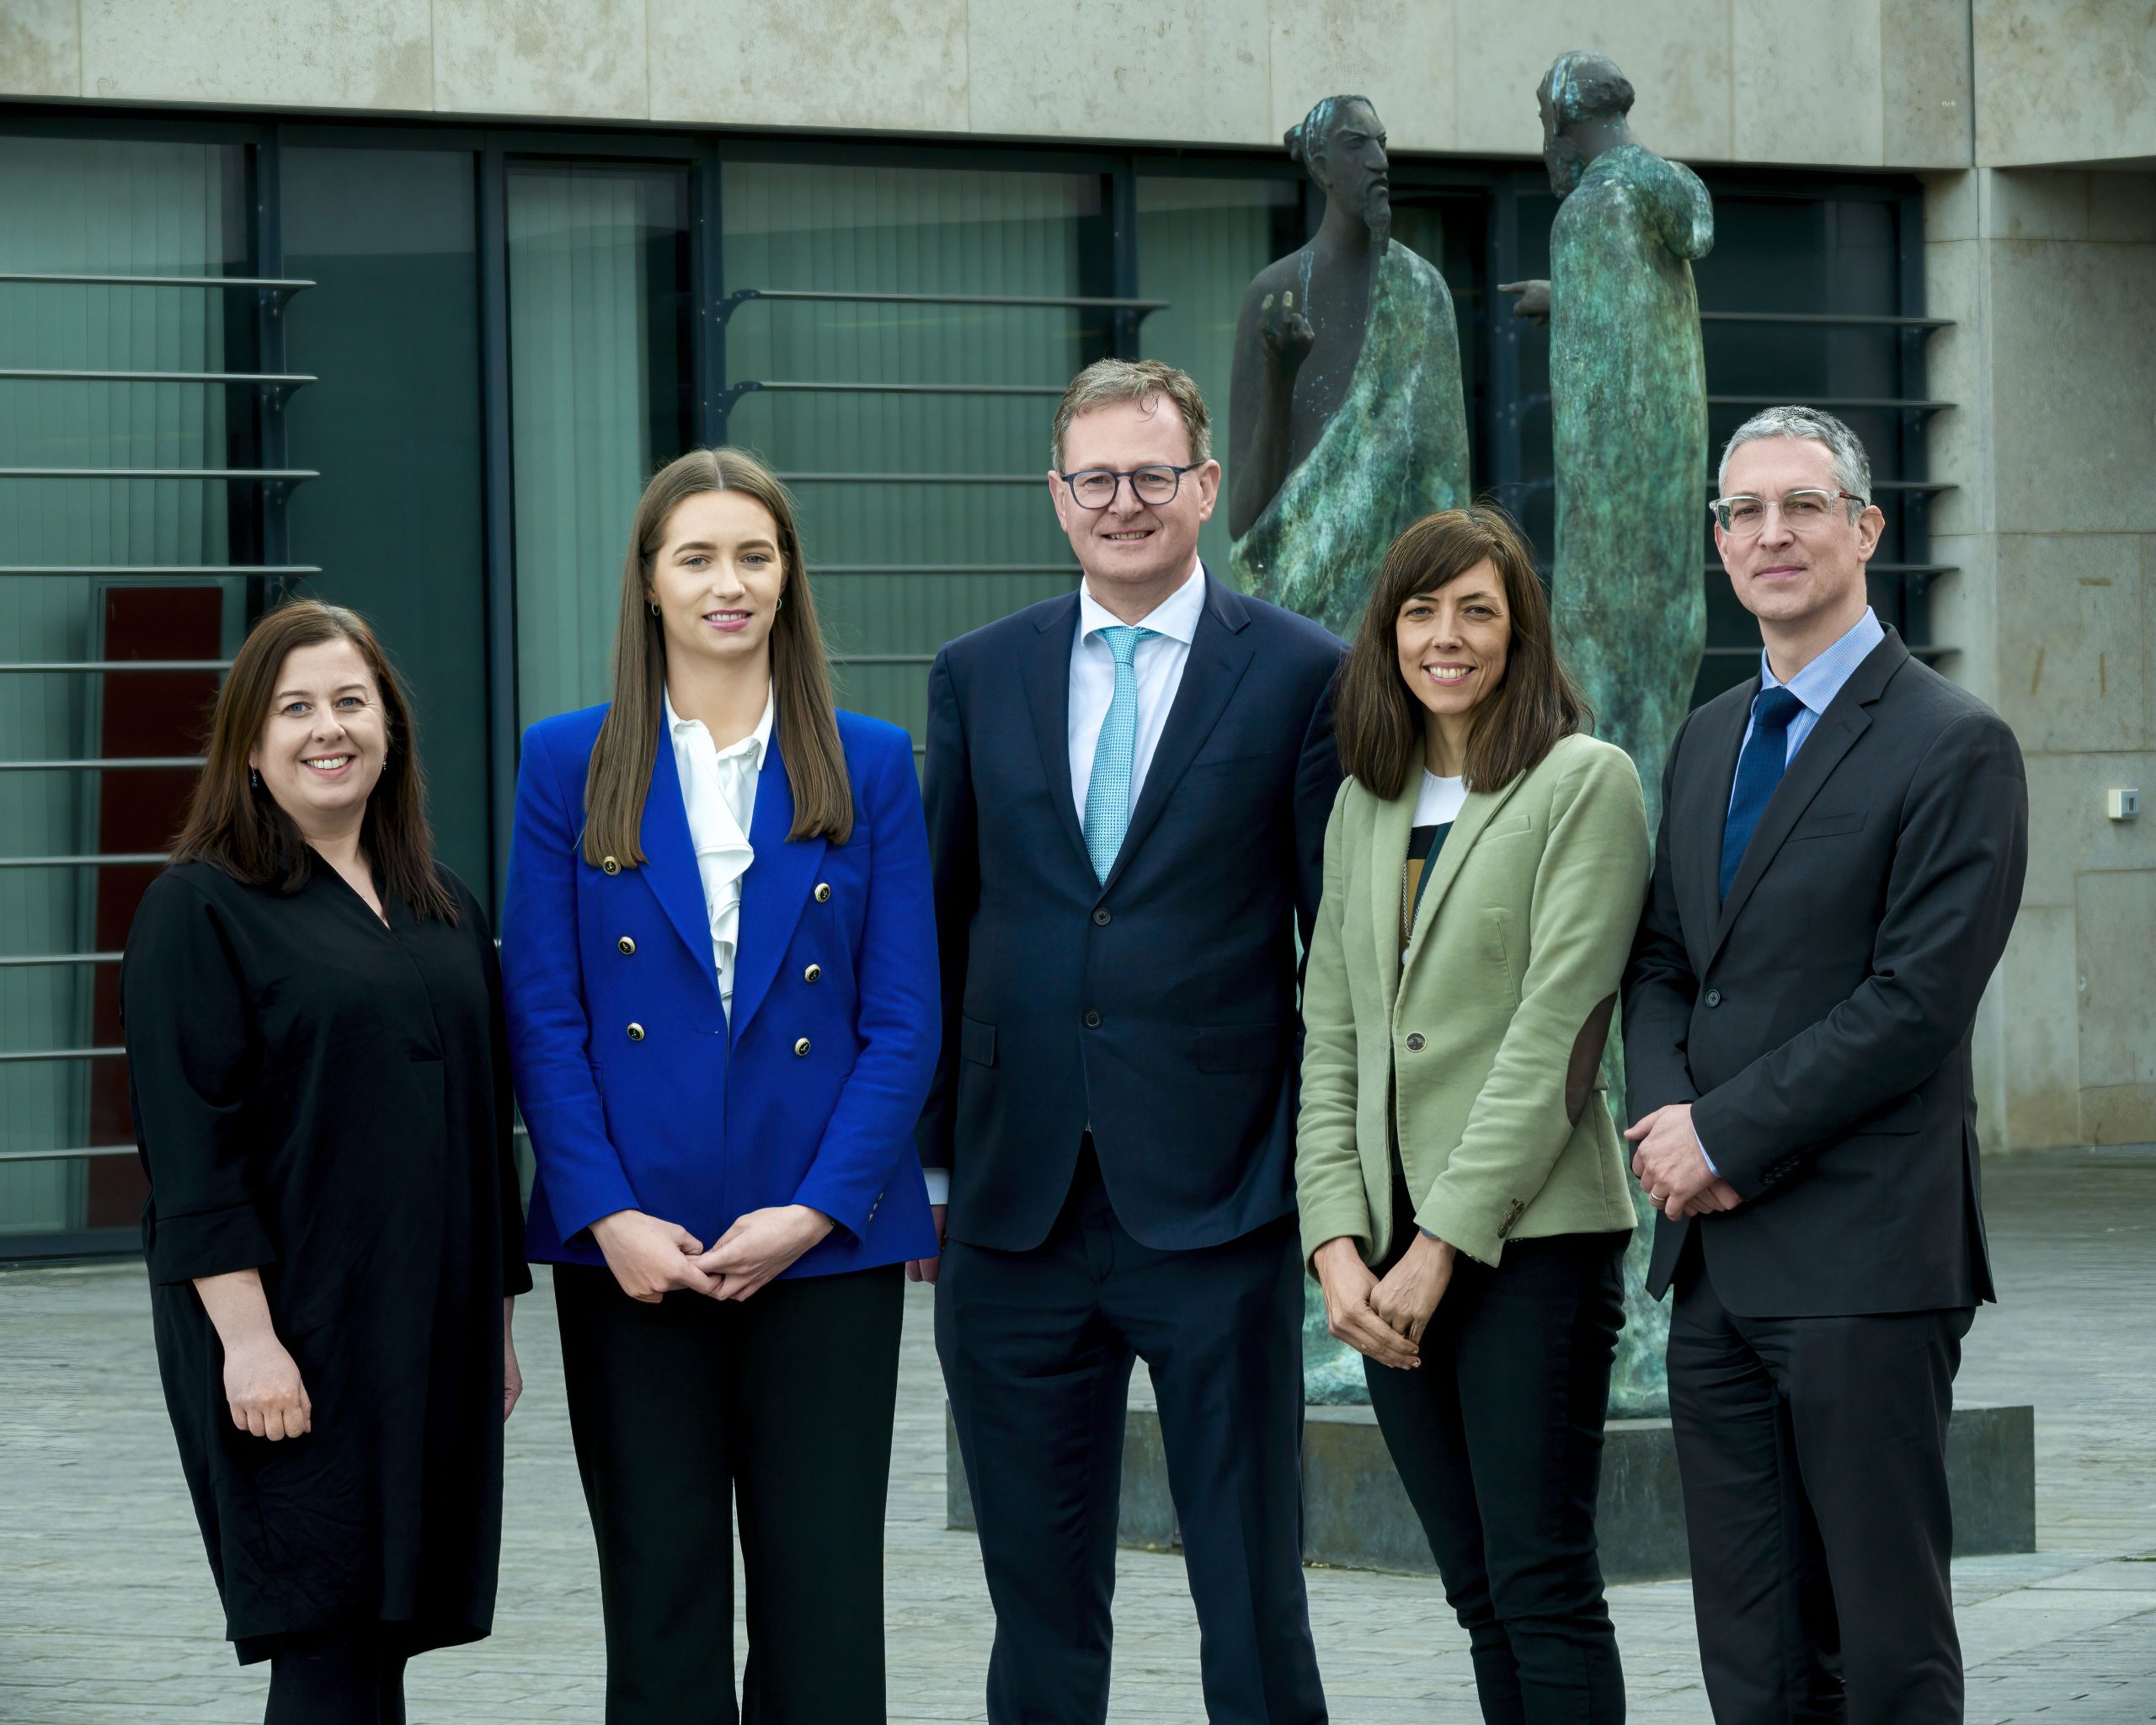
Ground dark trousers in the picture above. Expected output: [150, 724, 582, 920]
[553, 1261, 905, 1725]
[1668, 1242, 1972, 1724]
[937, 1148, 1326, 1724]
[264, 1629, 408, 1725]
[1363, 1229, 1630, 1725]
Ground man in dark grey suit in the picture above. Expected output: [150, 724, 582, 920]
[1624, 405, 2027, 1724]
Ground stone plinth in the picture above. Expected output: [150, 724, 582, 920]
[947, 1402, 2036, 1582]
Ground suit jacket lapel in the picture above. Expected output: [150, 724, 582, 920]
[1707, 631, 1909, 964]
[1020, 593, 1094, 878]
[1678, 685, 1754, 975]
[639, 734, 724, 1004]
[1101, 573, 1255, 897]
[1396, 771, 1530, 988]
[1366, 777, 1415, 1001]
[730, 721, 828, 1047]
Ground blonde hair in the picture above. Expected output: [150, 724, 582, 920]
[1050, 358, 1212, 471]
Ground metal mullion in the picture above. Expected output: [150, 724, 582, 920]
[0, 660, 232, 671]
[0, 758, 205, 771]
[0, 272, 312, 292]
[0, 564, 318, 576]
[0, 953, 123, 967]
[478, 141, 518, 916]
[0, 855, 168, 868]
[0, 368, 315, 385]
[0, 1146, 136, 1163]
[0, 1048, 127, 1063]
[0, 467, 319, 481]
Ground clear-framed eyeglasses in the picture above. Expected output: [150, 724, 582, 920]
[1710, 489, 1867, 535]
[1058, 463, 1199, 510]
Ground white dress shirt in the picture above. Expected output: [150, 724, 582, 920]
[1066, 559, 1206, 822]
[664, 683, 775, 1022]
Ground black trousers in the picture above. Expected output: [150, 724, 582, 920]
[1668, 1241, 1972, 1724]
[263, 1628, 408, 1725]
[937, 1148, 1326, 1725]
[1363, 1228, 1630, 1725]
[553, 1261, 905, 1725]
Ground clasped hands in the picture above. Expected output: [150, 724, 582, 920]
[1625, 1102, 1742, 1221]
[1313, 1232, 1456, 1372]
[591, 1204, 833, 1305]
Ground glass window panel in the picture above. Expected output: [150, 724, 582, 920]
[720, 160, 1106, 745]
[0, 136, 243, 1236]
[284, 147, 490, 892]
[508, 164, 691, 734]
[1135, 174, 1300, 579]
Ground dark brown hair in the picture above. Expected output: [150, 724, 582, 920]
[170, 599, 456, 921]
[1335, 505, 1590, 798]
[581, 446, 851, 867]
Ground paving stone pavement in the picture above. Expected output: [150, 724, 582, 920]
[3, 1146, 2151, 1722]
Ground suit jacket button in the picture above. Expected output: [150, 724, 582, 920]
[793, 1037, 812, 1057]
[803, 963, 823, 983]
[601, 855, 622, 876]
[626, 1023, 645, 1042]
[1705, 988, 1722, 1007]
[1092, 907, 1112, 926]
[814, 882, 832, 903]
[1084, 1010, 1102, 1028]
[1405, 1033, 1426, 1051]
[617, 936, 637, 956]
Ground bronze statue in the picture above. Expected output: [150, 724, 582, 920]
[1229, 94, 1470, 637]
[1504, 51, 1715, 1415]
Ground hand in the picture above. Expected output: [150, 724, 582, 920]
[695, 1205, 835, 1301]
[223, 1332, 312, 1441]
[1370, 1232, 1455, 1348]
[1626, 1103, 1721, 1221]
[905, 1204, 947, 1285]
[590, 1209, 714, 1303]
[1258, 289, 1316, 374]
[1682, 1178, 1743, 1219]
[1498, 278, 1550, 324]
[1312, 1237, 1421, 1371]
[502, 1298, 522, 1423]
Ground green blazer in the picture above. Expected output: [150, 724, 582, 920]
[1296, 732, 1651, 1269]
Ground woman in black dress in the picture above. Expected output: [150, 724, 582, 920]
[121, 600, 529, 1725]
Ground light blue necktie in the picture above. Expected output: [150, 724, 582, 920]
[1082, 625, 1156, 882]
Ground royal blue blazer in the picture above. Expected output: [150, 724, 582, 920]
[500, 702, 941, 1277]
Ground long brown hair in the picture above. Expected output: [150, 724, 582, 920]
[170, 599, 457, 921]
[582, 446, 851, 867]
[1336, 505, 1590, 798]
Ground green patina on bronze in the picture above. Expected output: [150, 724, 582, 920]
[1549, 142, 1713, 1418]
[1230, 241, 1470, 636]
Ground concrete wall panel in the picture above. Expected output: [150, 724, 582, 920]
[0, 0, 78, 99]
[1453, 0, 1733, 165]
[1733, 0, 1884, 168]
[648, 0, 969, 132]
[1972, 0, 2156, 168]
[78, 0, 434, 109]
[1267, 0, 1458, 155]
[434, 0, 647, 120]
[1882, 0, 1973, 168]
[2074, 869, 2156, 1092]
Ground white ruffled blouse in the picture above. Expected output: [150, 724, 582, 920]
[663, 684, 776, 1020]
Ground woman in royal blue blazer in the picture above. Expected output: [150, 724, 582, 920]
[500, 446, 940, 1724]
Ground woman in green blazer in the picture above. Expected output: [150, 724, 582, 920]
[1297, 505, 1649, 1722]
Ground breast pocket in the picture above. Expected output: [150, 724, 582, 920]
[1789, 809, 1866, 842]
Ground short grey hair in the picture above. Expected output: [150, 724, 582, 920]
[1051, 358, 1213, 471]
[1717, 404, 1873, 515]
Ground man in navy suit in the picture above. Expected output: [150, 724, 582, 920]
[914, 359, 1341, 1723]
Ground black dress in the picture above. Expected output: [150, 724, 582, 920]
[121, 859, 531, 1662]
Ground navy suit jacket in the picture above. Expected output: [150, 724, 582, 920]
[502, 702, 941, 1276]
[916, 570, 1345, 1253]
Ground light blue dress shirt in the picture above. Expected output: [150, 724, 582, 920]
[1695, 607, 1886, 1178]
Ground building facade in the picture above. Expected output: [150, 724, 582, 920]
[1, 0, 2149, 1254]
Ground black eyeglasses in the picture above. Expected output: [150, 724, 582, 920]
[1058, 464, 1200, 510]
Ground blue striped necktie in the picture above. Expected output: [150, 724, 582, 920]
[1719, 686, 1806, 902]
[1083, 625, 1156, 882]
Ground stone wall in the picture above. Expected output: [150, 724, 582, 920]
[2, 0, 1970, 170]
[1927, 166, 2156, 1149]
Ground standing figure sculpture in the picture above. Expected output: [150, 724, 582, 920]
[1504, 51, 1714, 1414]
[1230, 94, 1470, 638]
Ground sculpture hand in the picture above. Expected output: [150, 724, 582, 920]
[1498, 278, 1551, 325]
[1258, 289, 1316, 374]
